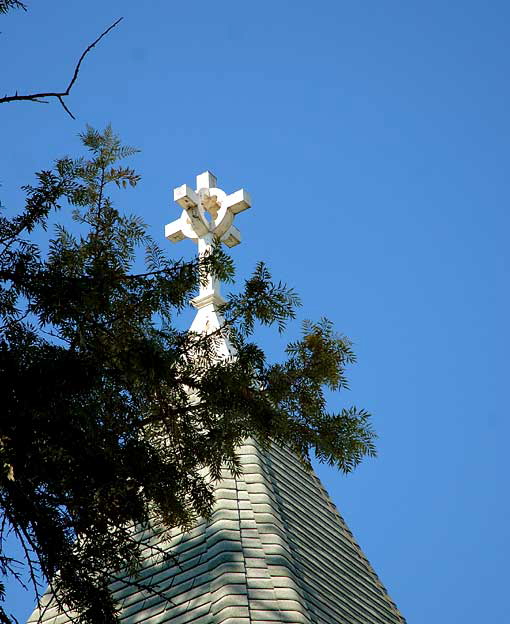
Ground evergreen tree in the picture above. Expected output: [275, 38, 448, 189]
[0, 127, 376, 624]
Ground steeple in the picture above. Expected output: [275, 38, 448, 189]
[28, 172, 406, 624]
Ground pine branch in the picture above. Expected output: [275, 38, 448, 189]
[0, 18, 123, 119]
[0, 0, 27, 14]
[124, 262, 193, 281]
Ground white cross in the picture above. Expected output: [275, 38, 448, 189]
[165, 171, 251, 306]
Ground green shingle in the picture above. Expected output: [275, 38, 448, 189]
[28, 440, 406, 624]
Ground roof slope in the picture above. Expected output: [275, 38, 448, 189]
[28, 440, 406, 624]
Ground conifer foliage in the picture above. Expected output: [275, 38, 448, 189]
[0, 1, 26, 14]
[0, 127, 376, 623]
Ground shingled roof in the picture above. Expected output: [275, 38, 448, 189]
[28, 439, 405, 624]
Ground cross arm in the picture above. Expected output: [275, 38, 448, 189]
[165, 219, 187, 243]
[221, 224, 242, 247]
[173, 184, 209, 238]
[223, 189, 251, 214]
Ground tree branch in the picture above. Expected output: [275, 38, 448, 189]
[0, 18, 123, 119]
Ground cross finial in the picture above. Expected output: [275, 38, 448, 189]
[165, 170, 251, 313]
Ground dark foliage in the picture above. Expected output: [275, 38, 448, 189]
[0, 0, 27, 14]
[0, 127, 376, 623]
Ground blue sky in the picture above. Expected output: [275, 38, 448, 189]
[2, 1, 510, 622]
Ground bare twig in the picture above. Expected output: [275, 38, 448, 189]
[0, 18, 123, 119]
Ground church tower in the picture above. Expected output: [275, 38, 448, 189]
[28, 172, 405, 624]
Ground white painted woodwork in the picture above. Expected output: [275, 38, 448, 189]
[165, 171, 251, 356]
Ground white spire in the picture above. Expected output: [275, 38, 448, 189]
[165, 171, 251, 352]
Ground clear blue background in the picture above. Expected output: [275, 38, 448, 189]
[2, 1, 509, 622]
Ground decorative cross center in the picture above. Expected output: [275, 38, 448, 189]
[165, 171, 251, 307]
